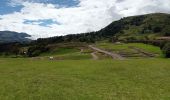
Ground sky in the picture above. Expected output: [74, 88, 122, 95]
[0, 0, 170, 39]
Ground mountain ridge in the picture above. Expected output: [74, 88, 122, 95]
[0, 31, 31, 43]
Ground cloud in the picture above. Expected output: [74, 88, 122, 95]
[115, 0, 170, 16]
[0, 0, 170, 39]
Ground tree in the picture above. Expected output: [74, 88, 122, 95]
[153, 26, 162, 33]
[109, 36, 118, 43]
[162, 42, 170, 58]
[27, 44, 49, 57]
[163, 27, 170, 36]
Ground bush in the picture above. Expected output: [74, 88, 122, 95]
[162, 42, 170, 58]
[27, 45, 49, 57]
[31, 50, 41, 57]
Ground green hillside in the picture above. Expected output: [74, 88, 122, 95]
[33, 13, 170, 44]
[101, 13, 170, 41]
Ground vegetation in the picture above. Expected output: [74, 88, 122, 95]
[27, 44, 49, 57]
[40, 47, 79, 56]
[0, 42, 22, 57]
[39, 47, 92, 60]
[53, 53, 91, 60]
[162, 42, 170, 58]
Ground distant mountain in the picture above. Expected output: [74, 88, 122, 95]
[0, 31, 31, 43]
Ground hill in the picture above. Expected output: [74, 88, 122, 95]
[34, 13, 170, 44]
[0, 31, 31, 43]
[0, 13, 170, 58]
[101, 13, 170, 41]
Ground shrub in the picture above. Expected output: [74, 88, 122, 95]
[31, 50, 41, 57]
[162, 42, 170, 58]
[27, 45, 49, 57]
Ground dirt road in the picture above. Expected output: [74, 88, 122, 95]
[89, 45, 125, 60]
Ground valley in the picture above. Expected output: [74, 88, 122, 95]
[0, 13, 170, 100]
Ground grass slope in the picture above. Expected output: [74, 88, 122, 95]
[40, 47, 92, 60]
[0, 58, 170, 100]
[96, 43, 163, 58]
[40, 47, 79, 56]
[101, 13, 170, 41]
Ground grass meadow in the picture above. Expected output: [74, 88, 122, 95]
[0, 58, 170, 100]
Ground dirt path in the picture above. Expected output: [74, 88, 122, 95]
[89, 45, 125, 60]
[80, 49, 84, 53]
[91, 52, 98, 60]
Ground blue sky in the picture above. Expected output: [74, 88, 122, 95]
[0, 0, 79, 15]
[0, 0, 170, 39]
[24, 19, 61, 27]
[0, 0, 22, 14]
[0, 0, 79, 32]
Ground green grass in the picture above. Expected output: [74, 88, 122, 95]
[39, 47, 92, 60]
[40, 47, 80, 56]
[128, 43, 162, 54]
[97, 43, 161, 54]
[0, 58, 170, 100]
[54, 52, 92, 60]
[96, 43, 163, 57]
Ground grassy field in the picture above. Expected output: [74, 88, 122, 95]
[0, 58, 170, 100]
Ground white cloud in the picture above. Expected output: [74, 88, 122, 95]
[116, 0, 170, 16]
[0, 0, 170, 39]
